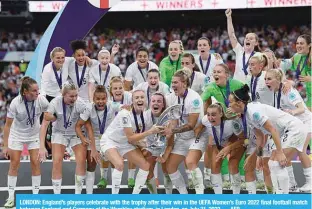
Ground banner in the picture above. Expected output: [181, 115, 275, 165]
[16, 194, 311, 209]
[0, 51, 34, 62]
[28, 0, 312, 12]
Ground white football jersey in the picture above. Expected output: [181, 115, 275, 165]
[134, 81, 170, 106]
[246, 102, 303, 135]
[41, 57, 73, 97]
[246, 71, 273, 106]
[47, 96, 87, 136]
[233, 43, 253, 83]
[68, 61, 91, 102]
[7, 95, 49, 141]
[275, 87, 312, 125]
[194, 53, 223, 83]
[102, 109, 133, 144]
[80, 101, 121, 139]
[125, 61, 159, 88]
[190, 71, 209, 95]
[89, 63, 122, 90]
[166, 88, 204, 140]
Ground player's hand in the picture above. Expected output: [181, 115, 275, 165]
[90, 149, 101, 165]
[225, 9, 232, 18]
[38, 147, 48, 163]
[2, 147, 9, 159]
[111, 44, 120, 55]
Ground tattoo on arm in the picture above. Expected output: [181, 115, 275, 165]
[172, 124, 193, 134]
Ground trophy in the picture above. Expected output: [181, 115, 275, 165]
[147, 104, 183, 153]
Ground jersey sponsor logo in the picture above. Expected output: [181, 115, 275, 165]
[289, 92, 296, 101]
[204, 76, 210, 85]
[193, 99, 200, 107]
[252, 112, 261, 121]
[122, 117, 128, 125]
[232, 121, 241, 131]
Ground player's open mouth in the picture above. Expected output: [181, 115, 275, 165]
[214, 77, 219, 81]
[200, 50, 205, 53]
[137, 102, 144, 107]
[153, 106, 159, 111]
[246, 42, 251, 46]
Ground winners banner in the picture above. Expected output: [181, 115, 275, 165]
[17, 194, 311, 209]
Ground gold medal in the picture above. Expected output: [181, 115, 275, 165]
[244, 138, 249, 146]
[99, 134, 103, 140]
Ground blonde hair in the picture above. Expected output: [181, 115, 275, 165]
[50, 47, 66, 60]
[109, 76, 123, 97]
[250, 52, 268, 69]
[98, 47, 110, 56]
[173, 69, 190, 87]
[266, 68, 284, 82]
[62, 81, 77, 96]
[170, 40, 184, 54]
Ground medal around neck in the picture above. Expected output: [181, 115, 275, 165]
[147, 104, 183, 154]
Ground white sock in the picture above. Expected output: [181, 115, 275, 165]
[204, 167, 211, 180]
[52, 179, 62, 194]
[153, 163, 158, 179]
[112, 169, 123, 194]
[222, 174, 230, 181]
[256, 169, 264, 182]
[75, 175, 85, 194]
[186, 169, 192, 182]
[268, 160, 289, 194]
[191, 167, 204, 194]
[164, 174, 173, 194]
[169, 170, 188, 194]
[32, 175, 41, 194]
[128, 168, 136, 179]
[303, 167, 312, 183]
[8, 175, 17, 200]
[286, 165, 297, 187]
[132, 169, 149, 194]
[211, 173, 222, 194]
[100, 168, 109, 179]
[146, 177, 158, 194]
[246, 181, 257, 194]
[230, 173, 241, 194]
[86, 171, 95, 194]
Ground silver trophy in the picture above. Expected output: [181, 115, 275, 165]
[147, 104, 182, 152]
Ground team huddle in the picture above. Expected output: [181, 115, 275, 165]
[2, 9, 312, 208]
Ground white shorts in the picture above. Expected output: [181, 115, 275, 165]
[8, 139, 40, 151]
[51, 132, 81, 148]
[268, 126, 307, 153]
[303, 119, 312, 134]
[172, 136, 207, 157]
[189, 135, 208, 153]
[246, 138, 271, 158]
[100, 136, 136, 160]
[144, 147, 163, 157]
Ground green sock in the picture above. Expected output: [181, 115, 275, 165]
[221, 158, 229, 175]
